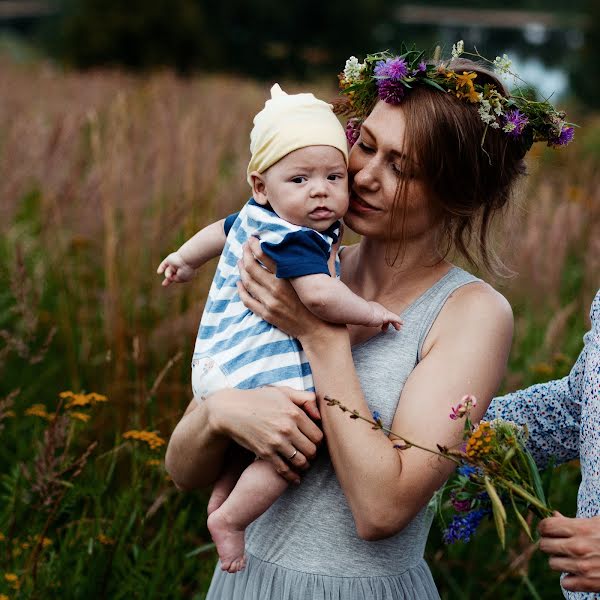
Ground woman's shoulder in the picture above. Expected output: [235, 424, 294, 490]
[445, 276, 513, 324]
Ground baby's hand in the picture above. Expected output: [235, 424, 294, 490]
[157, 252, 196, 287]
[367, 301, 403, 332]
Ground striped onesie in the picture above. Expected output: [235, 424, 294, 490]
[191, 198, 340, 399]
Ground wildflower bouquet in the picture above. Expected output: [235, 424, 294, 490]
[325, 395, 552, 548]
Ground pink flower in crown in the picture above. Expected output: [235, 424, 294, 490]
[345, 118, 362, 147]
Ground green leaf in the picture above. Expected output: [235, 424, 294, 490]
[421, 78, 447, 93]
[524, 448, 546, 505]
[484, 476, 506, 548]
[510, 492, 533, 541]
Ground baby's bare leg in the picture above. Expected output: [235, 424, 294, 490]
[207, 459, 288, 573]
[207, 446, 251, 515]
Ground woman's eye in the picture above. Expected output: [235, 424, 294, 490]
[391, 164, 404, 176]
[358, 142, 375, 153]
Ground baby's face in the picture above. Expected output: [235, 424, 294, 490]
[257, 146, 349, 232]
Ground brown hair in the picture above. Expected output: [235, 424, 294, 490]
[387, 58, 526, 274]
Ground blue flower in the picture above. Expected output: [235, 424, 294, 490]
[443, 508, 488, 544]
[372, 410, 382, 422]
[457, 465, 476, 477]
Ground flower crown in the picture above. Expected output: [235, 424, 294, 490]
[336, 41, 575, 153]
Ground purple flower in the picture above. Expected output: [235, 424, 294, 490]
[443, 508, 488, 544]
[374, 57, 409, 81]
[502, 109, 529, 137]
[345, 118, 361, 147]
[550, 125, 575, 146]
[377, 79, 405, 105]
[450, 492, 472, 512]
[417, 61, 427, 72]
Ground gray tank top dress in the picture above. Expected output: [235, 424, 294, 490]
[206, 266, 480, 600]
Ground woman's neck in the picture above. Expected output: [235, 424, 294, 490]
[343, 236, 453, 311]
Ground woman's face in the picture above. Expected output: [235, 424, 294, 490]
[345, 100, 439, 242]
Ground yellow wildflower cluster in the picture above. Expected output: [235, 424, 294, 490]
[445, 70, 481, 103]
[145, 459, 163, 468]
[59, 391, 108, 409]
[123, 430, 166, 451]
[3, 573, 19, 590]
[97, 533, 115, 546]
[24, 404, 52, 421]
[69, 411, 91, 423]
[0, 593, 8, 600]
[466, 421, 495, 458]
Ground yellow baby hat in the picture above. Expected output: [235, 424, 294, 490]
[247, 84, 349, 185]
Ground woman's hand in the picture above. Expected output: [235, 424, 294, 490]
[539, 512, 600, 592]
[236, 237, 325, 339]
[208, 385, 323, 484]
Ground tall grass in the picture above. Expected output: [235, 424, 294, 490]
[1, 57, 598, 598]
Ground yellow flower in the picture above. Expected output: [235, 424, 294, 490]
[60, 391, 108, 409]
[0, 593, 9, 600]
[4, 573, 19, 589]
[466, 422, 494, 458]
[457, 86, 482, 103]
[0, 533, 5, 542]
[97, 533, 115, 546]
[40, 537, 52, 548]
[455, 71, 477, 89]
[530, 362, 554, 377]
[24, 404, 51, 420]
[69, 412, 91, 423]
[146, 459, 162, 467]
[3, 411, 15, 418]
[123, 430, 166, 451]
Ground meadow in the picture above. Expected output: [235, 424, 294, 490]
[1, 57, 599, 599]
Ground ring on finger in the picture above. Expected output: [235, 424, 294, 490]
[287, 449, 298, 461]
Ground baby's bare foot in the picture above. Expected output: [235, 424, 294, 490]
[207, 510, 247, 573]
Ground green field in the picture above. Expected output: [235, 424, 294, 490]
[1, 58, 598, 598]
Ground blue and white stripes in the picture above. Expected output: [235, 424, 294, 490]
[193, 199, 339, 392]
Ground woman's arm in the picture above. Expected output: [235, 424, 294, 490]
[165, 387, 323, 490]
[238, 239, 513, 540]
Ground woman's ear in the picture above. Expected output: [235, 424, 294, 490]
[250, 172, 268, 206]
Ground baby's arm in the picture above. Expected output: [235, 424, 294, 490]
[157, 219, 227, 287]
[291, 274, 402, 330]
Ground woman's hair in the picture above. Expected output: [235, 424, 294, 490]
[387, 58, 526, 274]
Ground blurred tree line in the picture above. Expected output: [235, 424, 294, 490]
[46, 0, 388, 79]
[32, 0, 600, 106]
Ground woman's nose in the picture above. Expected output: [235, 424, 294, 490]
[352, 157, 380, 191]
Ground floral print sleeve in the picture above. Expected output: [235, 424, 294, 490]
[486, 343, 585, 468]
[488, 290, 600, 599]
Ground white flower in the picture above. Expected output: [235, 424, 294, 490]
[493, 54, 512, 75]
[502, 122, 516, 133]
[343, 56, 366, 82]
[490, 122, 500, 129]
[478, 105, 496, 125]
[451, 40, 464, 60]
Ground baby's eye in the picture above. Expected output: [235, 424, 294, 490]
[291, 176, 307, 184]
[327, 174, 344, 181]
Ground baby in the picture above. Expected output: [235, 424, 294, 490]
[158, 85, 401, 573]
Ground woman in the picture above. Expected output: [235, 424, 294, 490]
[166, 48, 566, 598]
